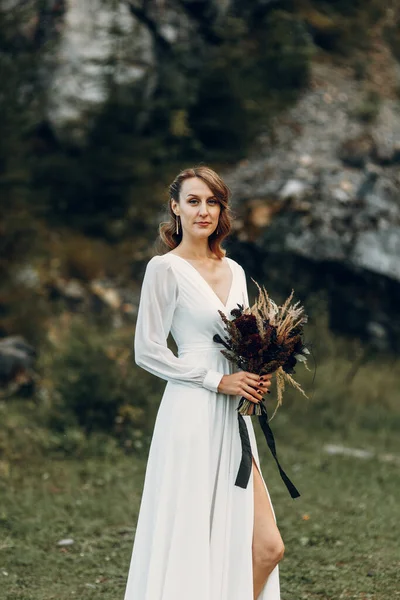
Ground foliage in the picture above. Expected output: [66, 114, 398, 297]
[50, 231, 118, 281]
[0, 3, 60, 338]
[273, 299, 400, 435]
[188, 11, 313, 160]
[41, 319, 164, 449]
[31, 86, 168, 236]
[0, 6, 38, 284]
[1, 299, 399, 460]
[0, 281, 50, 345]
[0, 211, 44, 341]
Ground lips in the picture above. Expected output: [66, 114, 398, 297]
[196, 222, 211, 225]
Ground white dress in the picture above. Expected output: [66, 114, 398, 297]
[123, 252, 280, 600]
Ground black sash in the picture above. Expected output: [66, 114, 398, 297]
[234, 399, 300, 499]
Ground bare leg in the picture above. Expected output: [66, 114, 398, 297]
[252, 457, 285, 600]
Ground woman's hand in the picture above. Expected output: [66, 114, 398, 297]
[217, 371, 272, 404]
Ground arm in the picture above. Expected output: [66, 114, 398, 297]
[134, 256, 224, 392]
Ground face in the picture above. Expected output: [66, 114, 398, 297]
[171, 177, 221, 238]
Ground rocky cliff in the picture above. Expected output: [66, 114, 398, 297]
[225, 56, 400, 350]
[2, 0, 400, 352]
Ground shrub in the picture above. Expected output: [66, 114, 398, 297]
[299, 0, 385, 55]
[55, 233, 113, 281]
[188, 11, 313, 160]
[47, 320, 163, 449]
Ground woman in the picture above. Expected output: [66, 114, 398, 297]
[123, 166, 284, 600]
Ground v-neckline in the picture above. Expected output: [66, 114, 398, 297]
[167, 253, 235, 309]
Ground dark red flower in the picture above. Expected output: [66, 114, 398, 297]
[234, 314, 258, 336]
[238, 333, 264, 357]
[282, 355, 297, 374]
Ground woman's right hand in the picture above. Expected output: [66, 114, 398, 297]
[217, 371, 272, 404]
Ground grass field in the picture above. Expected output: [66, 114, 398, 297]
[0, 401, 398, 600]
[1, 309, 399, 600]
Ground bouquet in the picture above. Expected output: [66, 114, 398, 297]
[213, 280, 310, 498]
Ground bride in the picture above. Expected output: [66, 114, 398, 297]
[123, 166, 284, 600]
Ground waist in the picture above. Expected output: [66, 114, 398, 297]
[178, 342, 223, 355]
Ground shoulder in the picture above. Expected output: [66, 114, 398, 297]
[147, 253, 176, 266]
[147, 254, 169, 267]
[226, 256, 245, 275]
[145, 254, 176, 279]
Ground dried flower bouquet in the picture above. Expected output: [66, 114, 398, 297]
[213, 280, 309, 498]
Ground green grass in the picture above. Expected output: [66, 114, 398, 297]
[261, 425, 399, 599]
[0, 411, 398, 600]
[0, 454, 146, 599]
[1, 307, 399, 599]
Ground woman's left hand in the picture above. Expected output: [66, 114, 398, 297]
[257, 373, 272, 396]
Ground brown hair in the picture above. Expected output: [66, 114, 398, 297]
[157, 166, 233, 259]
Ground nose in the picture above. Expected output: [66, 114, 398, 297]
[198, 202, 209, 216]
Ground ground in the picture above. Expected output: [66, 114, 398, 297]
[0, 409, 398, 600]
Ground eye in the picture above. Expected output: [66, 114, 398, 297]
[188, 197, 218, 204]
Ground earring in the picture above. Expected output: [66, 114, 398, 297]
[216, 225, 219, 234]
[176, 215, 180, 235]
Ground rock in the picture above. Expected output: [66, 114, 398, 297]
[363, 176, 400, 220]
[48, 0, 150, 135]
[90, 281, 121, 310]
[63, 280, 86, 301]
[332, 188, 351, 203]
[323, 444, 400, 465]
[13, 265, 41, 289]
[370, 102, 400, 165]
[323, 444, 374, 459]
[224, 61, 400, 350]
[337, 133, 376, 168]
[0, 336, 36, 385]
[366, 321, 387, 341]
[299, 154, 313, 167]
[286, 228, 347, 262]
[57, 538, 74, 546]
[279, 179, 308, 200]
[49, 277, 86, 307]
[121, 303, 135, 315]
[352, 227, 400, 281]
[246, 198, 283, 230]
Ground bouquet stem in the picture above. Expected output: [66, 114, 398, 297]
[237, 396, 265, 416]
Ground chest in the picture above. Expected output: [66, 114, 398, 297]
[168, 254, 237, 311]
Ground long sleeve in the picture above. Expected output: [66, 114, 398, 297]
[134, 256, 224, 392]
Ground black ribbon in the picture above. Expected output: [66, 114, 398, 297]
[234, 398, 300, 499]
